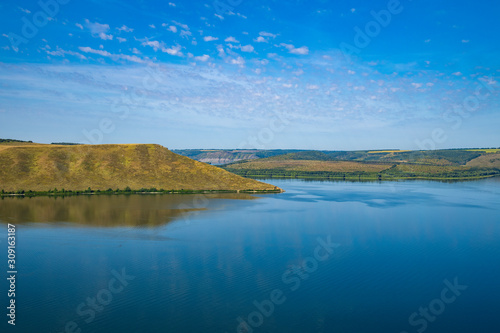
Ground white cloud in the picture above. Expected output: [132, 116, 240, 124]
[215, 14, 224, 20]
[117, 37, 127, 43]
[217, 45, 225, 57]
[149, 24, 156, 29]
[84, 19, 113, 40]
[172, 21, 189, 30]
[163, 45, 182, 56]
[254, 36, 267, 43]
[462, 39, 470, 43]
[85, 20, 108, 34]
[78, 46, 144, 63]
[424, 39, 431, 43]
[225, 36, 239, 43]
[141, 39, 183, 56]
[19, 7, 31, 14]
[240, 45, 254, 52]
[411, 83, 423, 88]
[99, 33, 113, 40]
[46, 47, 87, 60]
[259, 31, 277, 38]
[142, 40, 162, 51]
[279, 43, 309, 55]
[132, 48, 141, 54]
[168, 2, 176, 6]
[168, 25, 177, 33]
[194, 54, 210, 62]
[75, 23, 83, 30]
[79, 47, 111, 57]
[307, 84, 319, 90]
[204, 36, 218, 42]
[229, 56, 245, 66]
[290, 46, 309, 55]
[452, 72, 463, 76]
[347, 70, 356, 75]
[117, 25, 133, 32]
[180, 30, 192, 37]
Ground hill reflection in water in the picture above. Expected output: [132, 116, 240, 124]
[0, 193, 260, 227]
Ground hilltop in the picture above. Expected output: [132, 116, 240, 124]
[0, 142, 282, 193]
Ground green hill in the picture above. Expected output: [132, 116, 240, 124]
[0, 143, 282, 193]
[221, 149, 500, 180]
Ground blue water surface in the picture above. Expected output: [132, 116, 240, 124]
[1, 178, 499, 333]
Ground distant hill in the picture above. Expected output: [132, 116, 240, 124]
[0, 143, 281, 192]
[221, 149, 500, 180]
[173, 149, 307, 165]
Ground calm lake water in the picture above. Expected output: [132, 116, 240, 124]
[1, 178, 500, 333]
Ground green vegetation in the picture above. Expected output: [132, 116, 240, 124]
[0, 187, 281, 198]
[0, 138, 33, 143]
[0, 143, 282, 194]
[221, 148, 500, 181]
[51, 142, 82, 145]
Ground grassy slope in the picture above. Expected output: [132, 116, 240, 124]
[225, 159, 391, 172]
[0, 143, 281, 192]
[466, 153, 500, 168]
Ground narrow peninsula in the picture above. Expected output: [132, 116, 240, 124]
[0, 141, 282, 196]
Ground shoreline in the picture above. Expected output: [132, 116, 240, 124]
[0, 188, 283, 198]
[237, 173, 500, 182]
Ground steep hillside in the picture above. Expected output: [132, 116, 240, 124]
[466, 153, 500, 168]
[0, 143, 281, 192]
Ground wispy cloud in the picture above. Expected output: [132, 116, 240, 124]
[78, 46, 144, 63]
[172, 20, 189, 30]
[240, 45, 254, 52]
[259, 31, 277, 38]
[84, 19, 113, 40]
[141, 40, 183, 56]
[46, 47, 87, 60]
[117, 25, 133, 32]
[164, 45, 182, 56]
[18, 7, 31, 14]
[279, 43, 309, 55]
[194, 54, 210, 62]
[204, 36, 218, 42]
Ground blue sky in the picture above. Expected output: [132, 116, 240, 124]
[0, 0, 499, 149]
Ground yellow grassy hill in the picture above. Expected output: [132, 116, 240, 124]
[0, 143, 281, 192]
